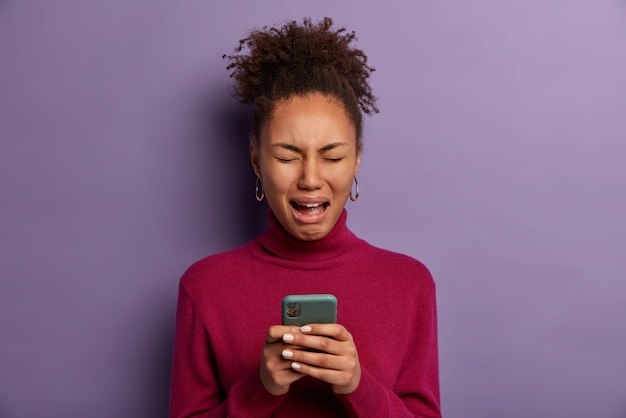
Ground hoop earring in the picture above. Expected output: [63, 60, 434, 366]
[349, 177, 360, 202]
[255, 173, 265, 202]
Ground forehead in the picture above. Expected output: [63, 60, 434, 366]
[261, 93, 357, 147]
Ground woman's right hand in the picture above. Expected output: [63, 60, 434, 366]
[259, 325, 305, 395]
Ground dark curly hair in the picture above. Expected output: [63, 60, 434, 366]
[223, 17, 378, 149]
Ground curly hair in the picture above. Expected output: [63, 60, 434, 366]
[223, 17, 378, 148]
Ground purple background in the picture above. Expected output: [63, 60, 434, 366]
[1, 1, 625, 417]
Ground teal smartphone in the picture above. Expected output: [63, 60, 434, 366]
[282, 294, 337, 326]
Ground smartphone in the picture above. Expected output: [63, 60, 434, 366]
[282, 294, 337, 326]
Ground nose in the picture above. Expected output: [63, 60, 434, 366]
[298, 160, 323, 190]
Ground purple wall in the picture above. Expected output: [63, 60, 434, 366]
[1, 1, 625, 417]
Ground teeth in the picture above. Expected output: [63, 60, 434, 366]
[299, 202, 324, 208]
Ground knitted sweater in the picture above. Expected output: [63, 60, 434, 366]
[170, 210, 441, 417]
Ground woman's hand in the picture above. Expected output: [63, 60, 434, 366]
[259, 325, 306, 395]
[280, 324, 361, 395]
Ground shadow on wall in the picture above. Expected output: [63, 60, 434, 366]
[203, 91, 268, 248]
[142, 92, 268, 416]
[143, 301, 177, 417]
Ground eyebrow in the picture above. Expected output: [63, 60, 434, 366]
[271, 142, 349, 154]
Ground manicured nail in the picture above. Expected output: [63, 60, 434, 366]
[283, 333, 294, 342]
[291, 362, 301, 370]
[300, 325, 312, 333]
[281, 349, 293, 358]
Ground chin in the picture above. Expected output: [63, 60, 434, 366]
[292, 225, 330, 241]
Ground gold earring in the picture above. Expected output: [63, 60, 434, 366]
[349, 177, 359, 202]
[255, 173, 265, 202]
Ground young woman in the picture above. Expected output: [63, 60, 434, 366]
[170, 17, 441, 418]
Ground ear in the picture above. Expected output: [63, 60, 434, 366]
[250, 139, 261, 175]
[354, 151, 361, 176]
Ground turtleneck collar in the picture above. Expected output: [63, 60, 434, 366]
[258, 209, 359, 261]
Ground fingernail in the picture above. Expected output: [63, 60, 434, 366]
[281, 349, 293, 358]
[283, 333, 294, 342]
[291, 362, 301, 370]
[300, 325, 312, 333]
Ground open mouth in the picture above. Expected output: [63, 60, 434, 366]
[290, 201, 329, 216]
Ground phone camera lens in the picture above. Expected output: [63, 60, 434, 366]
[285, 302, 300, 318]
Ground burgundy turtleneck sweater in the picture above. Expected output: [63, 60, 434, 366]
[170, 210, 441, 417]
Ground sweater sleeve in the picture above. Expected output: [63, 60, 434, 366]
[339, 280, 442, 418]
[169, 281, 286, 418]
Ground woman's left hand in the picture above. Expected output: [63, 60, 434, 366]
[280, 324, 361, 395]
